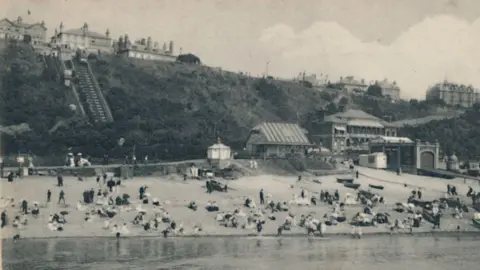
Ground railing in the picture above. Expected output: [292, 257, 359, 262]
[85, 61, 114, 122]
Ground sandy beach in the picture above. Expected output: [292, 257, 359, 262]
[1, 166, 479, 240]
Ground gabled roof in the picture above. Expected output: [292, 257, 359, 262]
[59, 28, 110, 39]
[0, 18, 47, 30]
[324, 109, 400, 128]
[247, 122, 312, 146]
[326, 109, 380, 121]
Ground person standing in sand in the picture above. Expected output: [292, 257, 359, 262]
[57, 174, 64, 187]
[47, 189, 51, 203]
[58, 190, 65, 204]
[259, 189, 265, 205]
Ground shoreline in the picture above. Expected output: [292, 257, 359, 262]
[2, 170, 480, 244]
[3, 229, 480, 241]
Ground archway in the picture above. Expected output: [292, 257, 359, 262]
[420, 151, 435, 169]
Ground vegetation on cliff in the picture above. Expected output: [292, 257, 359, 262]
[400, 105, 480, 160]
[1, 42, 328, 161]
[1, 41, 471, 163]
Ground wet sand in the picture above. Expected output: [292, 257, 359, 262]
[1, 167, 479, 239]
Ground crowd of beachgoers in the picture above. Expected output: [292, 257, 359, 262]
[1, 166, 480, 241]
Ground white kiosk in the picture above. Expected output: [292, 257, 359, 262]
[207, 138, 232, 169]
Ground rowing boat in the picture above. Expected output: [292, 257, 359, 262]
[344, 183, 361, 190]
[368, 184, 384, 190]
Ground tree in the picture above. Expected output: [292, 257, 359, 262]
[366, 84, 383, 97]
[176, 53, 201, 64]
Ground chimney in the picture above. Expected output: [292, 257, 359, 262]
[169, 41, 174, 54]
[147, 37, 152, 50]
[82, 23, 89, 34]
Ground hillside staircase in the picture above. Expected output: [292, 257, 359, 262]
[71, 60, 114, 124]
[42, 54, 86, 118]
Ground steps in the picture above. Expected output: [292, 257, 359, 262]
[72, 60, 113, 124]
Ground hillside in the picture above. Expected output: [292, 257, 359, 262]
[0, 41, 464, 163]
[400, 105, 480, 160]
[0, 42, 329, 162]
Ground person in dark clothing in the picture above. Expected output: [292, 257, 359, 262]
[7, 172, 14, 182]
[259, 189, 265, 204]
[1, 210, 6, 228]
[103, 174, 107, 185]
[334, 190, 340, 201]
[467, 186, 473, 197]
[47, 189, 51, 203]
[96, 176, 100, 185]
[301, 189, 305, 199]
[451, 186, 457, 196]
[21, 200, 28, 214]
[433, 213, 441, 229]
[58, 190, 65, 204]
[57, 174, 63, 187]
[298, 175, 302, 182]
[139, 186, 146, 199]
[447, 184, 451, 196]
[356, 171, 359, 179]
[417, 189, 422, 200]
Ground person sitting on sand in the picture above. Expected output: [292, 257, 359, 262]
[188, 201, 197, 211]
[454, 207, 463, 219]
[12, 217, 20, 228]
[162, 211, 171, 223]
[31, 203, 40, 217]
[20, 214, 28, 225]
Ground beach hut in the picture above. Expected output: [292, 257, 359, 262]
[207, 138, 231, 169]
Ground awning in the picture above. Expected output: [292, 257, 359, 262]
[347, 119, 384, 128]
[334, 126, 346, 132]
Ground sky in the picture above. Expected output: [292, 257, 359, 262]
[2, 0, 480, 99]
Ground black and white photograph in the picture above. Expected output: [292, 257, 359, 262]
[1, 0, 480, 269]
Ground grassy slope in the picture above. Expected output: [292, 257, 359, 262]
[90, 56, 328, 152]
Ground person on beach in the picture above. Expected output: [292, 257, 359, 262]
[259, 189, 265, 205]
[1, 210, 7, 228]
[417, 189, 422, 200]
[47, 189, 51, 203]
[451, 185, 457, 196]
[103, 174, 107, 185]
[356, 171, 359, 179]
[139, 186, 146, 199]
[57, 174, 64, 187]
[447, 184, 451, 196]
[7, 172, 14, 182]
[58, 190, 65, 204]
[96, 176, 100, 186]
[21, 200, 28, 214]
[301, 188, 305, 199]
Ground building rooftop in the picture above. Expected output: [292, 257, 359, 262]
[376, 79, 399, 90]
[248, 122, 312, 146]
[336, 76, 367, 86]
[0, 17, 46, 30]
[369, 136, 413, 144]
[59, 28, 110, 40]
[324, 109, 400, 128]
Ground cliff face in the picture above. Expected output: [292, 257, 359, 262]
[1, 45, 328, 161]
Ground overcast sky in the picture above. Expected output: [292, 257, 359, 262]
[2, 0, 480, 99]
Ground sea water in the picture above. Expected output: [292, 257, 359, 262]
[2, 235, 480, 270]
